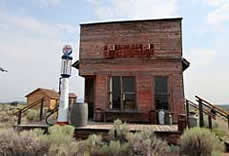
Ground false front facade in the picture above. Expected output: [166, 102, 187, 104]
[74, 18, 189, 124]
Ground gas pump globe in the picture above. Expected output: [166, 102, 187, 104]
[61, 45, 73, 77]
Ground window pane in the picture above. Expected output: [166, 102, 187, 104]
[155, 77, 168, 110]
[123, 77, 136, 110]
[123, 77, 135, 93]
[112, 76, 121, 110]
[155, 77, 168, 94]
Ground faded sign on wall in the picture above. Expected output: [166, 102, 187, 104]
[104, 44, 154, 58]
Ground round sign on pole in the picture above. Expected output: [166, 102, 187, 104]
[63, 45, 72, 56]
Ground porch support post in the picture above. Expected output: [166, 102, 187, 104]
[186, 100, 190, 128]
[40, 98, 44, 121]
[228, 115, 229, 129]
[198, 99, 204, 127]
[208, 115, 212, 129]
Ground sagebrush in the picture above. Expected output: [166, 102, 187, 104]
[180, 127, 225, 156]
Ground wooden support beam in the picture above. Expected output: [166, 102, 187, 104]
[198, 99, 204, 127]
[186, 100, 190, 128]
[228, 115, 229, 129]
[17, 111, 22, 125]
[40, 98, 44, 121]
[208, 115, 212, 129]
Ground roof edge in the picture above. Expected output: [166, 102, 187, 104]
[80, 17, 183, 26]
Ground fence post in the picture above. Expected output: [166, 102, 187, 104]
[40, 98, 44, 121]
[198, 98, 204, 127]
[208, 115, 212, 129]
[186, 100, 190, 128]
[17, 111, 21, 125]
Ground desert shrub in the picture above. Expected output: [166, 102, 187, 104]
[0, 104, 18, 128]
[109, 119, 129, 142]
[0, 125, 83, 156]
[212, 128, 229, 138]
[37, 125, 83, 156]
[168, 145, 180, 153]
[48, 141, 84, 156]
[0, 128, 49, 156]
[26, 109, 40, 121]
[84, 134, 129, 156]
[84, 134, 104, 155]
[45, 125, 79, 155]
[99, 141, 129, 156]
[47, 125, 75, 143]
[127, 128, 169, 156]
[180, 127, 225, 156]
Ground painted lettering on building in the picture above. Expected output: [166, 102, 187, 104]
[104, 44, 154, 58]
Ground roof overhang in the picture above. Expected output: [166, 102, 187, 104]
[182, 58, 190, 71]
[72, 60, 79, 69]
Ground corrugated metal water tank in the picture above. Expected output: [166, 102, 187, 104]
[70, 103, 88, 127]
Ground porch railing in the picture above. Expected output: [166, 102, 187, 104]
[186, 96, 229, 129]
[14, 98, 44, 125]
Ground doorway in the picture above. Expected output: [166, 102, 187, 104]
[154, 77, 169, 110]
[85, 77, 94, 119]
[109, 76, 136, 111]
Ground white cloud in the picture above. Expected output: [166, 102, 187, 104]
[0, 11, 78, 37]
[56, 24, 78, 34]
[207, 3, 229, 24]
[183, 48, 229, 104]
[0, 35, 84, 102]
[33, 0, 63, 8]
[0, 10, 83, 102]
[88, 0, 179, 20]
[184, 49, 216, 67]
[202, 0, 227, 7]
[200, 0, 229, 24]
[0, 23, 8, 30]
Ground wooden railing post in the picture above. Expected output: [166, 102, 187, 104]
[17, 110, 22, 125]
[178, 114, 187, 133]
[186, 100, 190, 128]
[208, 115, 212, 129]
[228, 115, 229, 129]
[198, 99, 204, 127]
[40, 98, 44, 121]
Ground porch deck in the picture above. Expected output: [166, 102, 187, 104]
[14, 121, 181, 144]
[75, 122, 181, 144]
[75, 121, 178, 132]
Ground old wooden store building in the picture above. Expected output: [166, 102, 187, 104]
[73, 18, 190, 124]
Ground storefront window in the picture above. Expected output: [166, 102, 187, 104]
[109, 76, 136, 111]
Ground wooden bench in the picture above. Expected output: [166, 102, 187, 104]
[104, 110, 145, 123]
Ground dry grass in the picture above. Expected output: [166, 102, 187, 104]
[0, 104, 19, 128]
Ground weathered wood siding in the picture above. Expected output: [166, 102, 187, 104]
[27, 90, 49, 109]
[79, 19, 185, 122]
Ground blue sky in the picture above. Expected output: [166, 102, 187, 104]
[0, 0, 229, 104]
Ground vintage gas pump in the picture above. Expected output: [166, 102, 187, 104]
[56, 45, 73, 125]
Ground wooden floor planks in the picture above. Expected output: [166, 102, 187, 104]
[75, 122, 178, 132]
